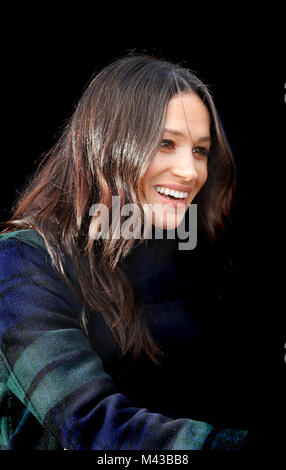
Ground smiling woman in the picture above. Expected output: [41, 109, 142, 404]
[143, 92, 211, 229]
[0, 54, 251, 451]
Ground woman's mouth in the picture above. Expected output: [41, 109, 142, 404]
[153, 185, 188, 207]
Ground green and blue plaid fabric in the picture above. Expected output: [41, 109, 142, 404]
[0, 229, 250, 450]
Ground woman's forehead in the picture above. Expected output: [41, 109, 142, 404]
[164, 93, 211, 139]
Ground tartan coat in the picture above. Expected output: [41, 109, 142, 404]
[0, 229, 250, 450]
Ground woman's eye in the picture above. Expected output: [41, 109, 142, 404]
[192, 146, 210, 159]
[160, 139, 175, 150]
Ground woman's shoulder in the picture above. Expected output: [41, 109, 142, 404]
[0, 228, 68, 293]
[0, 228, 81, 300]
[0, 228, 82, 316]
[0, 229, 59, 285]
[0, 229, 47, 255]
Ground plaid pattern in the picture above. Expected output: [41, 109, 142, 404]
[0, 229, 249, 450]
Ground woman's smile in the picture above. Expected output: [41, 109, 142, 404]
[153, 186, 188, 206]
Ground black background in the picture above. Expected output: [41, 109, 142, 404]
[1, 9, 285, 454]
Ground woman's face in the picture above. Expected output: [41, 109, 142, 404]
[142, 91, 211, 230]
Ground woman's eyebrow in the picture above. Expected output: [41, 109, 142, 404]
[197, 136, 212, 144]
[164, 128, 211, 143]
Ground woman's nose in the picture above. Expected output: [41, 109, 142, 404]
[171, 150, 198, 181]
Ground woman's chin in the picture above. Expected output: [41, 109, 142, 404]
[151, 212, 185, 231]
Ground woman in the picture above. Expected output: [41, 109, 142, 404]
[0, 54, 250, 450]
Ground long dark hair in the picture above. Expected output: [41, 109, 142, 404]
[1, 54, 235, 364]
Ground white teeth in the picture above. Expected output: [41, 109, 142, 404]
[154, 186, 189, 199]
